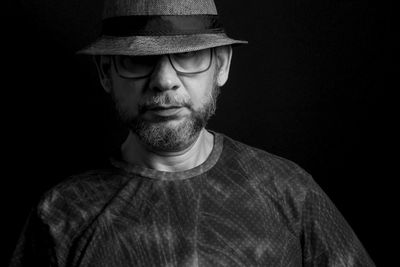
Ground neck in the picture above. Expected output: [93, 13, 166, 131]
[121, 129, 214, 172]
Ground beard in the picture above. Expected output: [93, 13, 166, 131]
[113, 82, 220, 152]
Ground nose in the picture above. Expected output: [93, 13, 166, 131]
[148, 55, 181, 92]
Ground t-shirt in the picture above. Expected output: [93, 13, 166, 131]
[9, 132, 375, 266]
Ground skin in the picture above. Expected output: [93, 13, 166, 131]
[95, 46, 232, 172]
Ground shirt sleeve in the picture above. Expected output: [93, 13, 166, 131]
[9, 208, 58, 267]
[300, 184, 375, 267]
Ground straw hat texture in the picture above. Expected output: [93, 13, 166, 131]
[78, 0, 247, 55]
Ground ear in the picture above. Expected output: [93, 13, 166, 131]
[93, 55, 113, 93]
[214, 45, 233, 87]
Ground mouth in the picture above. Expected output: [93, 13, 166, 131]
[144, 105, 186, 117]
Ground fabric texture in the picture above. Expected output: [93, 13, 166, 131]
[101, 15, 224, 36]
[77, 0, 247, 56]
[77, 33, 246, 56]
[102, 0, 218, 18]
[9, 132, 375, 267]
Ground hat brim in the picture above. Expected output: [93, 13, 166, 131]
[77, 33, 247, 56]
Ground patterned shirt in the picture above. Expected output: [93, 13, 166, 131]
[10, 132, 375, 266]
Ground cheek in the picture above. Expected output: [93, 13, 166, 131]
[183, 74, 216, 109]
[112, 79, 144, 115]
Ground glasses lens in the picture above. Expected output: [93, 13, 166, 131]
[114, 55, 157, 78]
[170, 49, 212, 74]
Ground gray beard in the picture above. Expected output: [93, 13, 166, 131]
[133, 108, 205, 152]
[114, 84, 220, 152]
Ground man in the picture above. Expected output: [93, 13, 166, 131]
[10, 0, 375, 266]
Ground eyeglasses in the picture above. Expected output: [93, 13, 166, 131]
[112, 48, 213, 79]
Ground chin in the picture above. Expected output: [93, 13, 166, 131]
[132, 116, 203, 152]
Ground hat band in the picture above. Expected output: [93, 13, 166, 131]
[101, 15, 224, 36]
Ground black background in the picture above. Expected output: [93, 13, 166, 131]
[3, 0, 393, 265]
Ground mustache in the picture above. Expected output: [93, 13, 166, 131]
[138, 93, 192, 113]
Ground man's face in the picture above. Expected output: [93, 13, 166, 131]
[100, 48, 230, 152]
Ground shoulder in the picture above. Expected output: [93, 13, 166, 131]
[217, 134, 328, 234]
[41, 169, 126, 204]
[35, 168, 128, 232]
[220, 134, 317, 191]
[219, 134, 328, 219]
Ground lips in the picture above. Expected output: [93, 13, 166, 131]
[147, 105, 181, 110]
[145, 105, 185, 117]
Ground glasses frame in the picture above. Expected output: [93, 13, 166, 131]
[112, 48, 214, 79]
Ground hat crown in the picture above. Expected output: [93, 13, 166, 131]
[103, 0, 218, 19]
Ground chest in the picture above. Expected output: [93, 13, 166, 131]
[64, 184, 302, 266]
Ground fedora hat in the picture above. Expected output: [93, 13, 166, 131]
[78, 0, 247, 56]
